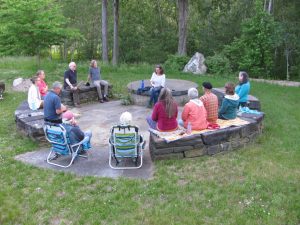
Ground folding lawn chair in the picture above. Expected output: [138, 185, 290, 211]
[43, 123, 90, 168]
[108, 125, 145, 169]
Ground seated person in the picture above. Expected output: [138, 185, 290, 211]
[180, 88, 207, 131]
[118, 111, 143, 143]
[200, 82, 218, 124]
[44, 81, 67, 124]
[235, 71, 250, 107]
[64, 62, 80, 107]
[61, 111, 92, 150]
[218, 82, 239, 120]
[147, 65, 166, 108]
[36, 70, 48, 99]
[88, 60, 109, 103]
[147, 88, 178, 132]
[28, 76, 43, 110]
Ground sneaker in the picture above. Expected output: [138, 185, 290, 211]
[103, 96, 109, 102]
[99, 99, 104, 103]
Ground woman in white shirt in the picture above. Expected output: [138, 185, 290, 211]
[147, 65, 166, 108]
[28, 76, 43, 110]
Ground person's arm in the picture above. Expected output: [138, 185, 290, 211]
[64, 71, 76, 89]
[54, 97, 65, 115]
[151, 103, 159, 121]
[161, 75, 166, 88]
[181, 104, 189, 122]
[150, 73, 155, 86]
[237, 84, 249, 100]
[218, 99, 228, 115]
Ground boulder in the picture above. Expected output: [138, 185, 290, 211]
[183, 52, 207, 75]
[12, 78, 32, 92]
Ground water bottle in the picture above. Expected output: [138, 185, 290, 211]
[186, 122, 192, 134]
[140, 80, 145, 89]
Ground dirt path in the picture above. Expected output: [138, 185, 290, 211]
[251, 78, 300, 87]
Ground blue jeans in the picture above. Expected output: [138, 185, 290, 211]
[146, 115, 157, 130]
[149, 87, 162, 105]
[82, 130, 92, 150]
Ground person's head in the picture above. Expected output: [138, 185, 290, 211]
[90, 60, 97, 68]
[224, 82, 235, 95]
[69, 62, 76, 71]
[238, 71, 249, 84]
[119, 111, 132, 126]
[52, 81, 63, 94]
[36, 70, 45, 80]
[202, 82, 213, 92]
[158, 88, 176, 118]
[30, 76, 41, 85]
[188, 88, 198, 99]
[62, 110, 75, 124]
[154, 65, 164, 75]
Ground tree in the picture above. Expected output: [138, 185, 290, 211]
[0, 0, 78, 63]
[112, 0, 119, 65]
[102, 0, 109, 63]
[177, 0, 188, 56]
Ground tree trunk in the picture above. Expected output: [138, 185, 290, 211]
[112, 0, 119, 65]
[177, 0, 188, 56]
[267, 0, 272, 14]
[102, 0, 109, 63]
[285, 49, 290, 81]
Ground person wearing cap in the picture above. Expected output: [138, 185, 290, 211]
[180, 88, 207, 131]
[235, 71, 250, 107]
[43, 81, 67, 124]
[61, 110, 92, 147]
[200, 82, 219, 124]
[64, 62, 80, 107]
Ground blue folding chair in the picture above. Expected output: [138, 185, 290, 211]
[43, 123, 90, 168]
[109, 125, 145, 169]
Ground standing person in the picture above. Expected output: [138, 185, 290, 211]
[146, 88, 178, 131]
[44, 81, 67, 124]
[36, 70, 48, 99]
[64, 62, 80, 107]
[88, 60, 109, 103]
[147, 65, 166, 108]
[28, 76, 43, 110]
[235, 71, 250, 107]
[200, 82, 218, 124]
[180, 88, 207, 131]
[218, 82, 239, 120]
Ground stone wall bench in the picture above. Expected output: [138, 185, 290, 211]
[127, 79, 198, 106]
[15, 101, 45, 141]
[149, 113, 264, 160]
[61, 84, 113, 106]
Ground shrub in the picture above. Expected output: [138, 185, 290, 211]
[206, 53, 232, 76]
[164, 54, 190, 72]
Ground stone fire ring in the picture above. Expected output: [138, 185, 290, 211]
[127, 79, 198, 106]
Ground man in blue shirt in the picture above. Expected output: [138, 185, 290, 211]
[64, 62, 80, 107]
[44, 81, 67, 124]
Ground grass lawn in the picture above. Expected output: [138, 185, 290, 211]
[0, 57, 299, 224]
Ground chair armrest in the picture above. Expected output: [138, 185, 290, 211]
[70, 136, 89, 148]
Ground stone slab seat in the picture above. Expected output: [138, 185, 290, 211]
[61, 83, 113, 106]
[127, 79, 198, 106]
[15, 101, 45, 141]
[212, 88, 261, 111]
[149, 113, 265, 160]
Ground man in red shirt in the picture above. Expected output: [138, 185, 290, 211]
[200, 82, 219, 124]
[36, 70, 48, 99]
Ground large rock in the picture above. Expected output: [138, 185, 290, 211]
[12, 78, 32, 92]
[183, 52, 207, 75]
[13, 78, 23, 87]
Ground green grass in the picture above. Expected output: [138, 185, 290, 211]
[0, 57, 299, 224]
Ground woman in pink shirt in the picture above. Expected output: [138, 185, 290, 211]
[147, 88, 178, 131]
[36, 70, 48, 99]
[180, 88, 208, 131]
